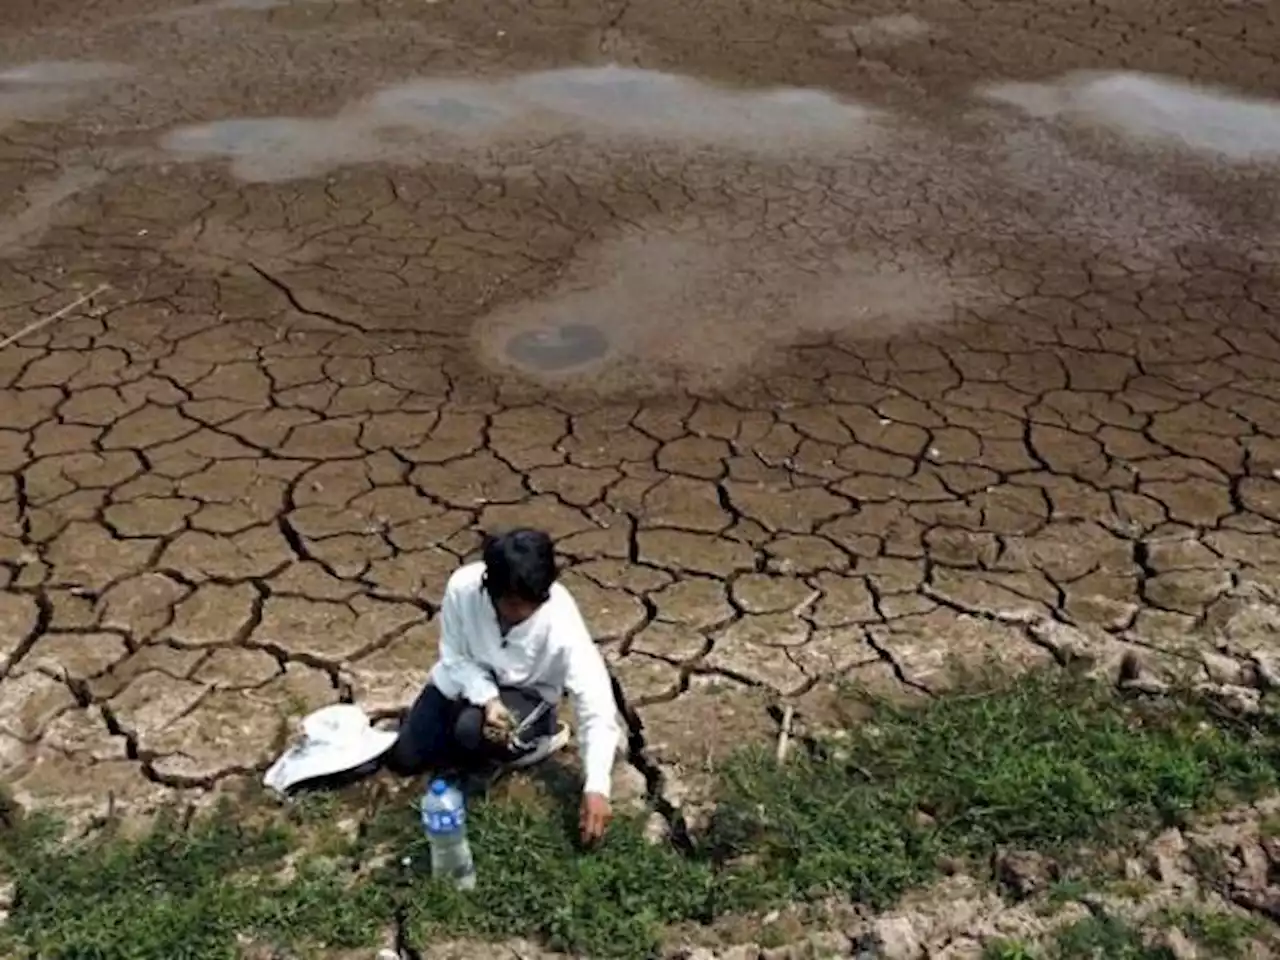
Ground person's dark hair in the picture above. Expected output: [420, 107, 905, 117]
[481, 528, 558, 604]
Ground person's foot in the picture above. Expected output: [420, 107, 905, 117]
[459, 724, 572, 795]
[505, 722, 570, 770]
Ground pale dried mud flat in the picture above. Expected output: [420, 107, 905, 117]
[1, 0, 1280, 954]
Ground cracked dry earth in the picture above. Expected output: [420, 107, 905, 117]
[1, 0, 1280, 838]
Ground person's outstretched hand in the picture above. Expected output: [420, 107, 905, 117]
[580, 792, 612, 846]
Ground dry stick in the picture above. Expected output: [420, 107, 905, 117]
[0, 283, 110, 351]
[791, 589, 821, 618]
[775, 704, 795, 765]
[774, 589, 819, 766]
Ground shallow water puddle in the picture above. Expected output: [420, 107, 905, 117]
[0, 61, 132, 85]
[0, 61, 133, 133]
[160, 65, 886, 182]
[981, 71, 1280, 163]
[473, 224, 982, 389]
[503, 324, 612, 374]
[156, 0, 317, 16]
[366, 80, 522, 134]
[507, 65, 872, 145]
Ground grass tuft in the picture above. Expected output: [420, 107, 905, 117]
[1051, 913, 1171, 959]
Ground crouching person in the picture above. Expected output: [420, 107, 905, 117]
[390, 527, 621, 845]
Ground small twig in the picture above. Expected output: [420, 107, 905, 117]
[791, 589, 821, 617]
[775, 705, 795, 765]
[0, 283, 110, 350]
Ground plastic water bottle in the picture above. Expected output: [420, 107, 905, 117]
[421, 778, 476, 890]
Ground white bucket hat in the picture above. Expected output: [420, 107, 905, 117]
[263, 704, 399, 795]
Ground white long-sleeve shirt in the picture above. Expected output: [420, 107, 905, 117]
[429, 562, 621, 798]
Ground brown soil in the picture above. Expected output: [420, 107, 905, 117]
[0, 0, 1278, 846]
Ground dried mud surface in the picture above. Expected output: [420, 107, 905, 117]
[0, 0, 1278, 830]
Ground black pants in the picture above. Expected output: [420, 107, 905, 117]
[389, 683, 557, 776]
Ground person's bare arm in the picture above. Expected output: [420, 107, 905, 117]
[561, 599, 622, 843]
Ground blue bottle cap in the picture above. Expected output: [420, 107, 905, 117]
[429, 778, 449, 796]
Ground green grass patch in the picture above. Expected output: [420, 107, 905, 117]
[1161, 907, 1265, 958]
[2, 670, 1278, 960]
[982, 940, 1039, 960]
[0, 806, 393, 960]
[706, 671, 1278, 905]
[983, 907, 1266, 960]
[1051, 914, 1171, 959]
[397, 799, 715, 957]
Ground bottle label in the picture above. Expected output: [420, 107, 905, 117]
[425, 808, 466, 835]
